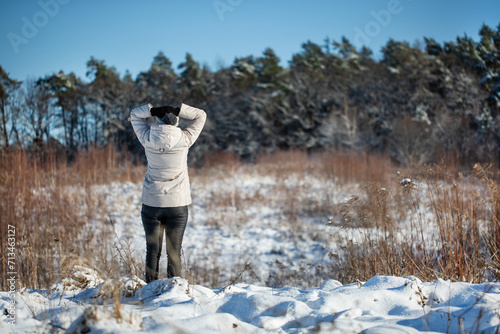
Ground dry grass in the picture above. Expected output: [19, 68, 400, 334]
[187, 149, 398, 288]
[191, 149, 500, 287]
[0, 146, 144, 290]
[334, 161, 500, 284]
[1, 147, 499, 291]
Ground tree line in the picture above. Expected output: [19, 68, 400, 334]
[0, 22, 499, 166]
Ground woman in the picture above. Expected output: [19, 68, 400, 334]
[130, 102, 206, 283]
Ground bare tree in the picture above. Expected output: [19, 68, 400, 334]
[22, 79, 54, 154]
[0, 66, 22, 148]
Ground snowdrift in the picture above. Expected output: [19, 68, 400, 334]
[1, 266, 499, 333]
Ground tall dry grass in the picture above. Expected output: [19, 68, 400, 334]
[1, 146, 498, 291]
[187, 149, 396, 288]
[334, 161, 500, 284]
[0, 146, 144, 290]
[255, 149, 391, 186]
[192, 149, 499, 287]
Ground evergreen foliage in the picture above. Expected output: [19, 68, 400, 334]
[1, 23, 499, 166]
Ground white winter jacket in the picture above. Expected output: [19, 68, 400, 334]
[130, 103, 206, 207]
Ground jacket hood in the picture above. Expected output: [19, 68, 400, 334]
[150, 124, 182, 150]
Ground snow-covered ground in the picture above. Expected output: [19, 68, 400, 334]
[1, 169, 500, 333]
[2, 268, 499, 333]
[100, 171, 354, 288]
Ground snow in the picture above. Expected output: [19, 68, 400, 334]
[399, 178, 413, 186]
[2, 171, 500, 332]
[1, 272, 499, 333]
[99, 174, 347, 288]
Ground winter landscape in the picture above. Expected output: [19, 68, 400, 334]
[1, 150, 500, 333]
[1, 1, 500, 332]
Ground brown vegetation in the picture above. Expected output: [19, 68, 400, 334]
[0, 147, 144, 290]
[1, 148, 499, 291]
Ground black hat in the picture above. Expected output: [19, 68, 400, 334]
[161, 113, 179, 126]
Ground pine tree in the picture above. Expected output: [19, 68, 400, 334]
[37, 71, 83, 154]
[136, 51, 177, 105]
[256, 48, 283, 85]
[231, 56, 258, 91]
[177, 53, 208, 102]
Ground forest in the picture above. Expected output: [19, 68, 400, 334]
[0, 22, 499, 166]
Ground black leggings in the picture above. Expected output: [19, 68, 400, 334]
[141, 204, 188, 283]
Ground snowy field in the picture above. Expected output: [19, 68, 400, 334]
[2, 269, 500, 333]
[1, 167, 500, 333]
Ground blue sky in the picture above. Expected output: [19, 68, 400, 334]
[1, 0, 499, 82]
